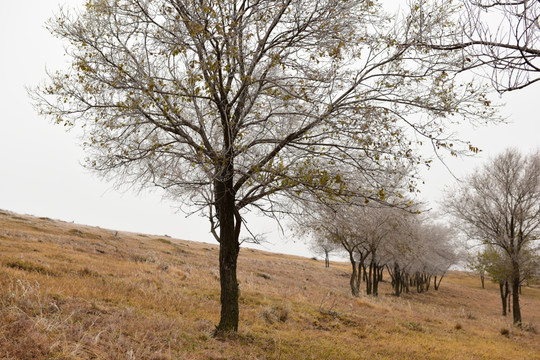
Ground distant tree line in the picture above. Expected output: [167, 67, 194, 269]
[299, 204, 457, 298]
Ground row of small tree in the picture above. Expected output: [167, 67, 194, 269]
[303, 204, 457, 298]
[304, 148, 540, 327]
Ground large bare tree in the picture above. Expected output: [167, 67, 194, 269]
[445, 149, 540, 325]
[32, 0, 496, 332]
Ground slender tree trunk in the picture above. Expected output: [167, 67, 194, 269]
[480, 271, 485, 289]
[324, 249, 330, 268]
[434, 273, 444, 290]
[366, 262, 373, 295]
[362, 263, 368, 282]
[215, 170, 241, 333]
[416, 273, 422, 293]
[393, 262, 401, 297]
[404, 273, 410, 293]
[507, 282, 511, 314]
[387, 264, 394, 287]
[349, 252, 359, 297]
[511, 260, 522, 325]
[368, 251, 379, 296]
[372, 263, 379, 297]
[357, 258, 363, 289]
[499, 281, 507, 316]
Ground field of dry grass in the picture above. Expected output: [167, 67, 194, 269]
[0, 209, 539, 359]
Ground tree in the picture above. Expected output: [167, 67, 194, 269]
[384, 218, 457, 295]
[479, 246, 513, 316]
[308, 234, 338, 268]
[32, 0, 496, 332]
[461, 0, 540, 92]
[445, 149, 540, 325]
[412, 222, 457, 291]
[358, 206, 404, 297]
[468, 250, 489, 289]
[294, 202, 367, 297]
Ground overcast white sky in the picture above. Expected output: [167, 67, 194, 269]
[0, 1, 538, 258]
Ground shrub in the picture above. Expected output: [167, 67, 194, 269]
[256, 272, 271, 280]
[404, 321, 423, 332]
[155, 238, 172, 245]
[261, 305, 289, 324]
[4, 259, 56, 276]
[521, 322, 537, 334]
[129, 253, 156, 263]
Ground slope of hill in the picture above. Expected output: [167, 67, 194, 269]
[0, 209, 539, 359]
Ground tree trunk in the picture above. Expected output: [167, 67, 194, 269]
[390, 262, 401, 297]
[217, 237, 239, 332]
[362, 263, 368, 283]
[349, 252, 359, 297]
[356, 258, 363, 289]
[480, 271, 485, 289]
[416, 273, 423, 293]
[507, 282, 511, 314]
[366, 261, 373, 295]
[372, 263, 380, 297]
[324, 249, 330, 268]
[404, 273, 410, 293]
[511, 260, 522, 325]
[434, 273, 444, 290]
[499, 281, 507, 316]
[215, 173, 241, 333]
[387, 264, 395, 287]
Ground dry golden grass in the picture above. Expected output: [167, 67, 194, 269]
[0, 209, 539, 359]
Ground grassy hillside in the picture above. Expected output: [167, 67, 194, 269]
[0, 209, 539, 359]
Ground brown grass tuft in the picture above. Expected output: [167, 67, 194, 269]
[3, 259, 57, 276]
[261, 304, 289, 324]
